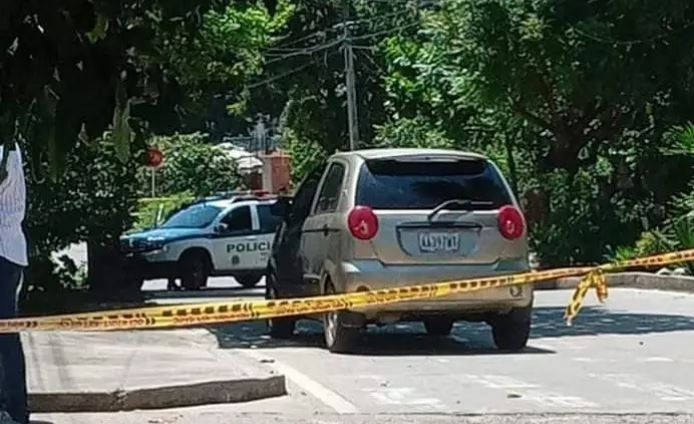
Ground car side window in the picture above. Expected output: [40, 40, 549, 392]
[220, 206, 252, 235]
[314, 163, 345, 215]
[290, 169, 323, 225]
[257, 204, 283, 234]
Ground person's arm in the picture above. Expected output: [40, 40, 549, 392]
[0, 143, 7, 185]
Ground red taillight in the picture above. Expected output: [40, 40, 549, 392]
[348, 206, 379, 240]
[498, 205, 525, 240]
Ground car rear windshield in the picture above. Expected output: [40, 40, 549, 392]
[355, 156, 512, 210]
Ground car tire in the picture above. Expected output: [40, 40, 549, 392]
[491, 304, 533, 351]
[424, 318, 454, 336]
[179, 251, 210, 291]
[323, 281, 360, 353]
[125, 275, 144, 294]
[266, 270, 296, 339]
[236, 273, 263, 289]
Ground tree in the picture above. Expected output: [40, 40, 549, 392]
[144, 133, 244, 197]
[23, 135, 141, 300]
[0, 0, 280, 174]
[246, 0, 428, 179]
[1, 0, 281, 298]
[372, 0, 694, 265]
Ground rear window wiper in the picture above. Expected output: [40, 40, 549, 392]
[428, 199, 493, 221]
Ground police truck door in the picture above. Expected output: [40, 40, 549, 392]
[255, 203, 283, 268]
[213, 205, 257, 271]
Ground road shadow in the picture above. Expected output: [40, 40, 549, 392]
[208, 320, 553, 356]
[530, 306, 694, 338]
[208, 305, 694, 356]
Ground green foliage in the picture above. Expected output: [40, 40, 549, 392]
[22, 135, 140, 300]
[0, 0, 281, 174]
[367, 0, 694, 266]
[131, 193, 195, 232]
[283, 127, 328, 182]
[144, 133, 244, 198]
[374, 117, 455, 149]
[158, 1, 293, 127]
[25, 136, 140, 258]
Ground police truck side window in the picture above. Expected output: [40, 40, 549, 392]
[314, 163, 345, 214]
[221, 206, 252, 234]
[258, 204, 283, 234]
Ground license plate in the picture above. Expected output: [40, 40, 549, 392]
[418, 232, 460, 253]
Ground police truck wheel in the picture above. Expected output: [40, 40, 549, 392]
[491, 304, 532, 351]
[266, 271, 295, 338]
[236, 273, 262, 288]
[323, 281, 360, 353]
[180, 252, 209, 291]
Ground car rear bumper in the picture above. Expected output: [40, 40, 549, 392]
[336, 259, 532, 318]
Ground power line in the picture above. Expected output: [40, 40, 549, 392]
[264, 37, 344, 65]
[351, 21, 421, 42]
[573, 20, 694, 46]
[270, 28, 340, 50]
[355, 50, 386, 76]
[342, 8, 415, 28]
[267, 2, 424, 52]
[249, 51, 340, 89]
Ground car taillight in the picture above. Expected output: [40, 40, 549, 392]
[348, 206, 379, 240]
[498, 205, 525, 240]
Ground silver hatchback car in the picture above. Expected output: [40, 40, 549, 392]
[267, 148, 532, 353]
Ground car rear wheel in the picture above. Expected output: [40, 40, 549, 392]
[491, 304, 532, 351]
[424, 318, 454, 336]
[180, 252, 210, 291]
[236, 273, 263, 289]
[323, 281, 360, 353]
[266, 271, 296, 339]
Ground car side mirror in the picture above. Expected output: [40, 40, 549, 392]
[271, 197, 293, 219]
[214, 223, 229, 234]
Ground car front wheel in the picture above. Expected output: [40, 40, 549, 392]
[179, 252, 210, 290]
[266, 271, 296, 339]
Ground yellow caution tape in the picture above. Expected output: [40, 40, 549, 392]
[0, 248, 692, 333]
[564, 269, 607, 326]
[563, 248, 694, 324]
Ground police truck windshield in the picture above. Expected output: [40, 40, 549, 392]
[161, 205, 222, 229]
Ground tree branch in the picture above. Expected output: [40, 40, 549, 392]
[509, 99, 552, 130]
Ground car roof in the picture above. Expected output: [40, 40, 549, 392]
[331, 148, 489, 161]
[190, 196, 276, 209]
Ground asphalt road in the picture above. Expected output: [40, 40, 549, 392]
[36, 285, 694, 423]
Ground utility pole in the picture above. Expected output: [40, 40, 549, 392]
[342, 0, 359, 150]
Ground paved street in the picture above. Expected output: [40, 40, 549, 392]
[35, 287, 694, 423]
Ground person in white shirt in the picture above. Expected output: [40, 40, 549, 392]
[0, 142, 29, 424]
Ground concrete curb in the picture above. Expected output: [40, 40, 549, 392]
[29, 375, 286, 413]
[535, 272, 694, 293]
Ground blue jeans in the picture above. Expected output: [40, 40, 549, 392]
[0, 256, 27, 424]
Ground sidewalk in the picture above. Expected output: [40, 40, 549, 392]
[23, 329, 286, 412]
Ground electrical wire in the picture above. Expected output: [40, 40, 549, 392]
[355, 49, 387, 76]
[264, 37, 344, 65]
[573, 20, 694, 46]
[351, 21, 421, 41]
[249, 50, 341, 89]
